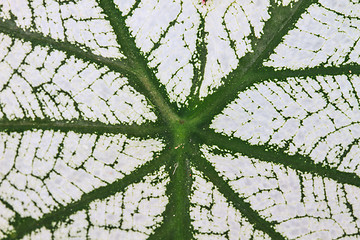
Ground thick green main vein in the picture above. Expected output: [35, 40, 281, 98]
[199, 131, 360, 188]
[149, 124, 193, 240]
[188, 0, 316, 126]
[191, 146, 285, 240]
[5, 150, 170, 240]
[188, 11, 208, 110]
[256, 65, 360, 80]
[0, 19, 133, 75]
[0, 119, 164, 138]
[97, 0, 180, 125]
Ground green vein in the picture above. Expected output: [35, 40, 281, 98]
[250, 0, 317, 67]
[149, 125, 193, 240]
[4, 150, 170, 240]
[96, 0, 180, 125]
[187, 10, 208, 110]
[255, 64, 360, 80]
[191, 145, 285, 240]
[199, 130, 360, 188]
[0, 18, 133, 75]
[187, 0, 316, 126]
[0, 119, 165, 138]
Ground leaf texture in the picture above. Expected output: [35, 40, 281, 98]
[0, 0, 360, 239]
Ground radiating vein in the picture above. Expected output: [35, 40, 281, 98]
[255, 64, 360, 80]
[4, 150, 170, 240]
[0, 18, 133, 75]
[192, 145, 285, 240]
[96, 0, 180, 124]
[198, 130, 360, 188]
[188, 0, 316, 126]
[0, 119, 165, 138]
[188, 11, 208, 109]
[149, 131, 193, 239]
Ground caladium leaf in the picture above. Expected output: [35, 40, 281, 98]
[0, 0, 360, 239]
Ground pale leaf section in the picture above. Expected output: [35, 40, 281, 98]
[0, 0, 124, 58]
[22, 167, 169, 239]
[202, 145, 360, 239]
[0, 202, 15, 239]
[0, 35, 156, 124]
[190, 168, 270, 240]
[121, 0, 275, 104]
[199, 0, 270, 99]
[264, 0, 360, 69]
[211, 75, 360, 176]
[0, 130, 164, 221]
[114, 0, 137, 16]
[124, 0, 196, 104]
[278, 0, 299, 6]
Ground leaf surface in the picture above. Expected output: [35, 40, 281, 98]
[0, 0, 360, 239]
